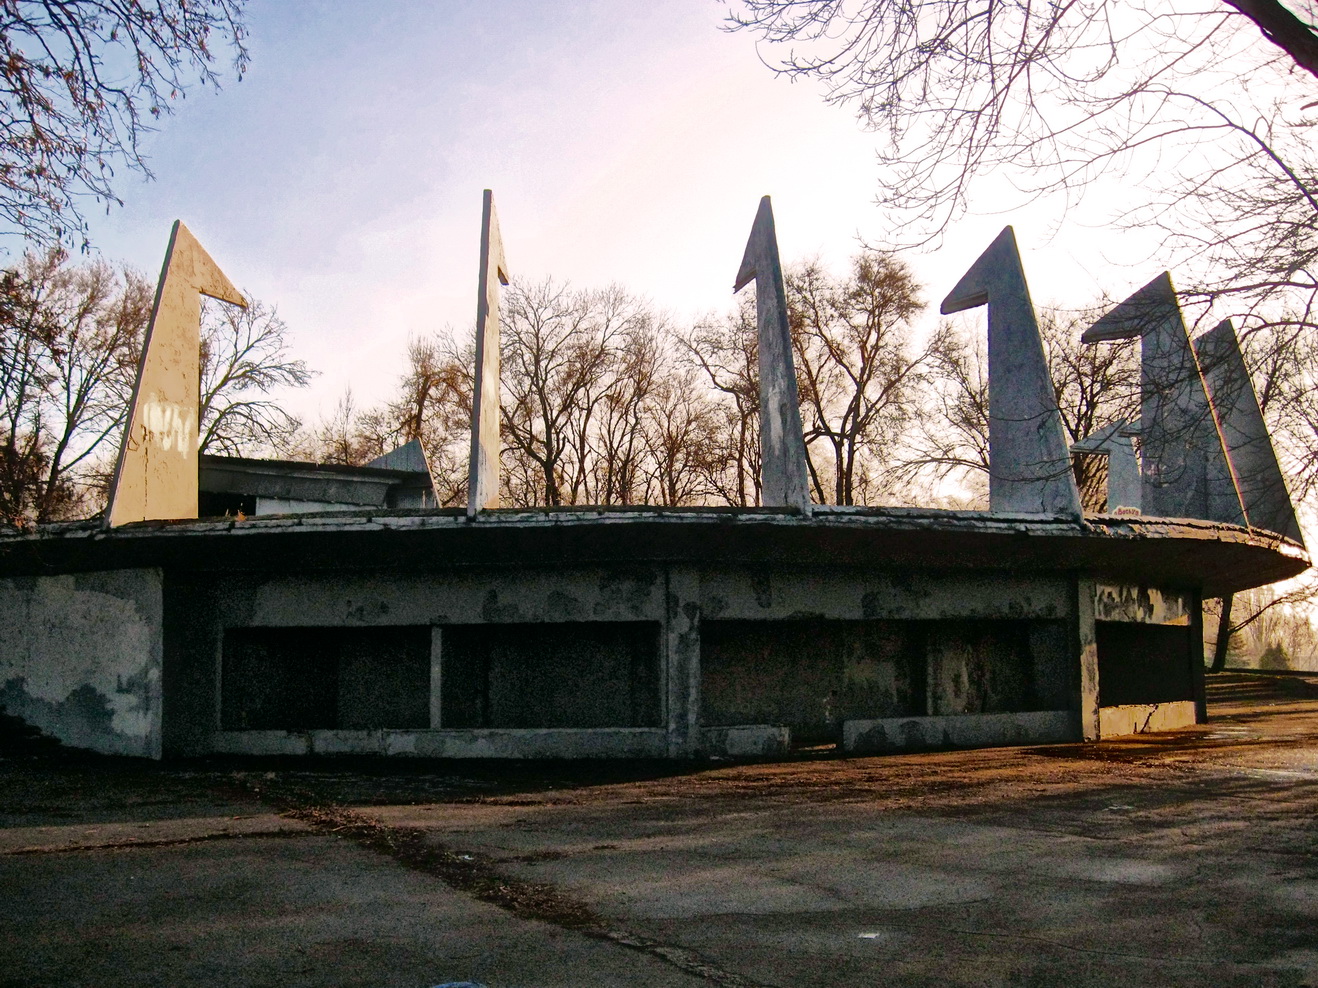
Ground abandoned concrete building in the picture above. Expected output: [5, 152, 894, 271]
[0, 205, 1308, 760]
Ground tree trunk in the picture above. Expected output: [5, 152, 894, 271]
[1210, 594, 1234, 673]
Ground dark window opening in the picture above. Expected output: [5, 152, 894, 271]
[1096, 621, 1193, 707]
[222, 626, 430, 730]
[441, 622, 660, 729]
[198, 491, 257, 519]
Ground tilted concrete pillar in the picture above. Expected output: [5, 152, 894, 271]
[941, 227, 1082, 516]
[467, 189, 510, 517]
[734, 196, 812, 511]
[1082, 273, 1245, 525]
[1194, 320, 1304, 545]
[105, 221, 245, 528]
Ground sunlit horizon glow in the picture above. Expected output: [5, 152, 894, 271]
[74, 0, 1173, 428]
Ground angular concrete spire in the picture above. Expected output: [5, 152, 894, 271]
[467, 189, 510, 517]
[941, 227, 1081, 516]
[105, 222, 245, 528]
[1194, 320, 1303, 545]
[734, 196, 811, 511]
[1082, 273, 1245, 526]
[1072, 421, 1141, 513]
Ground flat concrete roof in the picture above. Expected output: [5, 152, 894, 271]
[0, 506, 1307, 596]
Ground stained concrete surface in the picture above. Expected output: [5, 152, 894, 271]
[0, 568, 162, 758]
[3, 671, 1318, 987]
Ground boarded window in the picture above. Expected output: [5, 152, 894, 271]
[701, 620, 925, 742]
[701, 619, 1070, 742]
[222, 626, 430, 730]
[441, 622, 660, 729]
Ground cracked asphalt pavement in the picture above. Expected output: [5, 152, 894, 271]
[3, 671, 1318, 987]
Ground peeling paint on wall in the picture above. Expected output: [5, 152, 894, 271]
[1094, 583, 1192, 625]
[0, 569, 162, 757]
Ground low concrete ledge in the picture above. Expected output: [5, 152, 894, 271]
[1098, 700, 1197, 738]
[698, 725, 792, 758]
[843, 710, 1080, 754]
[207, 727, 669, 759]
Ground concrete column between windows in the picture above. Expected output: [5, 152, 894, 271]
[1075, 575, 1100, 741]
[664, 566, 701, 758]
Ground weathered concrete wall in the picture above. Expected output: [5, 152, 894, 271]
[844, 710, 1079, 753]
[697, 725, 791, 757]
[165, 566, 671, 756]
[700, 569, 1068, 622]
[1094, 584, 1192, 625]
[0, 569, 162, 757]
[154, 563, 1207, 758]
[1098, 700, 1197, 736]
[163, 564, 1088, 757]
[234, 566, 667, 627]
[1091, 582, 1202, 735]
[664, 567, 701, 758]
[219, 626, 430, 731]
[701, 619, 923, 741]
[1075, 576, 1100, 740]
[255, 497, 363, 515]
[927, 621, 1070, 715]
[702, 616, 1070, 741]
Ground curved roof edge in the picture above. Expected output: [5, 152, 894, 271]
[0, 506, 1307, 598]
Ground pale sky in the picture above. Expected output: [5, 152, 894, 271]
[84, 0, 1160, 425]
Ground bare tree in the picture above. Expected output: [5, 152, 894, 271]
[199, 296, 313, 457]
[319, 279, 719, 510]
[1040, 309, 1141, 508]
[390, 335, 474, 505]
[589, 321, 663, 506]
[500, 279, 664, 507]
[898, 319, 991, 503]
[787, 251, 943, 504]
[1220, 0, 1318, 80]
[0, 250, 148, 523]
[0, 0, 248, 249]
[726, 4, 1318, 455]
[901, 307, 1139, 507]
[640, 366, 722, 507]
[309, 389, 382, 469]
[727, 2, 1317, 243]
[683, 299, 763, 507]
[0, 250, 310, 525]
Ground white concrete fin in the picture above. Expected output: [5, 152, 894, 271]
[734, 195, 811, 511]
[1194, 320, 1303, 546]
[468, 189, 510, 518]
[105, 221, 246, 528]
[1081, 271, 1175, 344]
[939, 226, 1081, 516]
[1083, 273, 1245, 526]
[1072, 421, 1141, 513]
